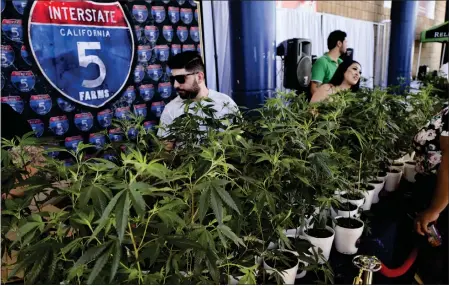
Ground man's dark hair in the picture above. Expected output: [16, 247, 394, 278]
[327, 30, 347, 50]
[167, 51, 205, 73]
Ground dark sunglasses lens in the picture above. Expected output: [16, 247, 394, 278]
[170, 75, 186, 84]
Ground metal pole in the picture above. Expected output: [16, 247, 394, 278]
[416, 43, 422, 79]
[441, 42, 446, 69]
[210, 0, 220, 92]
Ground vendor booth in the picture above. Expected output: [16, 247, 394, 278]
[415, 21, 449, 78]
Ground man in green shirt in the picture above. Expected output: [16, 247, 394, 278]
[310, 30, 348, 95]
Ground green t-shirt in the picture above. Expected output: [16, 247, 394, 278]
[311, 53, 343, 84]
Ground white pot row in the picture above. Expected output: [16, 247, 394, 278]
[234, 158, 416, 284]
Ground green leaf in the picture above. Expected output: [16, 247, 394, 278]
[93, 190, 108, 214]
[217, 224, 245, 247]
[61, 238, 84, 255]
[129, 182, 151, 192]
[197, 228, 216, 252]
[146, 243, 160, 267]
[210, 189, 223, 224]
[74, 243, 111, 267]
[87, 249, 110, 284]
[158, 198, 185, 212]
[205, 249, 219, 283]
[157, 210, 185, 227]
[215, 187, 240, 214]
[79, 186, 93, 207]
[110, 240, 121, 283]
[92, 191, 123, 238]
[26, 251, 49, 284]
[198, 189, 210, 223]
[115, 191, 130, 243]
[48, 252, 59, 283]
[166, 237, 204, 250]
[18, 222, 41, 238]
[129, 188, 146, 218]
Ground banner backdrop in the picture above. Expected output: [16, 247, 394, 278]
[1, 0, 202, 162]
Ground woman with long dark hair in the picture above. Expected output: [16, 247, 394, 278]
[310, 60, 362, 103]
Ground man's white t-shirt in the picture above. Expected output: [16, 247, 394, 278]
[157, 89, 239, 138]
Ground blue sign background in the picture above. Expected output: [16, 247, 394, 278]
[1, 0, 202, 155]
[28, 2, 135, 108]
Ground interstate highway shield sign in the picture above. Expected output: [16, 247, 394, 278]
[28, 1, 135, 108]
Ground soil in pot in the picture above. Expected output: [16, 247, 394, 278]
[368, 180, 383, 185]
[405, 161, 415, 165]
[297, 262, 305, 271]
[335, 202, 358, 212]
[264, 250, 298, 271]
[388, 169, 401, 174]
[336, 217, 363, 229]
[305, 228, 333, 238]
[392, 162, 404, 167]
[286, 237, 312, 252]
[341, 192, 364, 200]
[377, 171, 387, 177]
[359, 184, 375, 191]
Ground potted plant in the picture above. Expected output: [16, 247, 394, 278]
[279, 234, 316, 279]
[263, 249, 299, 284]
[368, 178, 385, 205]
[359, 184, 376, 211]
[385, 167, 403, 192]
[303, 199, 335, 264]
[331, 200, 359, 219]
[403, 160, 417, 183]
[333, 215, 364, 255]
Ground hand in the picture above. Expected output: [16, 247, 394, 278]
[415, 209, 440, 236]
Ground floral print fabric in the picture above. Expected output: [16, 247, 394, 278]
[413, 106, 449, 174]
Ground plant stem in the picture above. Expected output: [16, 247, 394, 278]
[128, 223, 143, 284]
[138, 212, 155, 250]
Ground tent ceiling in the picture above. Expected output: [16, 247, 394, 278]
[420, 21, 448, 43]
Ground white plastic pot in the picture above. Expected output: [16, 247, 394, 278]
[370, 180, 384, 204]
[228, 275, 242, 285]
[339, 194, 365, 208]
[377, 174, 387, 183]
[334, 216, 364, 255]
[361, 188, 375, 211]
[390, 162, 405, 172]
[331, 206, 359, 219]
[404, 161, 417, 183]
[303, 226, 335, 264]
[284, 228, 302, 237]
[263, 250, 299, 285]
[279, 234, 311, 279]
[385, 170, 402, 192]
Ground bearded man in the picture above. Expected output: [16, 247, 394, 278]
[157, 51, 238, 150]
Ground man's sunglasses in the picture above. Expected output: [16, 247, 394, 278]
[170, 72, 198, 84]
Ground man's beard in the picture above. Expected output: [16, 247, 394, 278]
[177, 80, 201, 100]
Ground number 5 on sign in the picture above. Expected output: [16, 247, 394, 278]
[77, 42, 106, 88]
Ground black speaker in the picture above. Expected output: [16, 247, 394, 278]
[340, 48, 354, 62]
[281, 38, 312, 90]
[417, 65, 428, 80]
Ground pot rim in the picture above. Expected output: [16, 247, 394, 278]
[334, 216, 364, 229]
[304, 225, 335, 238]
[263, 249, 299, 270]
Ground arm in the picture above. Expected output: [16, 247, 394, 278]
[415, 135, 449, 236]
[310, 82, 320, 96]
[157, 109, 175, 151]
[310, 84, 331, 103]
[310, 59, 326, 95]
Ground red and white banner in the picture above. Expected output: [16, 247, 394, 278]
[276, 1, 317, 12]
